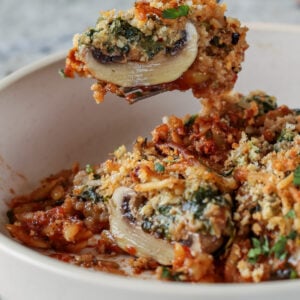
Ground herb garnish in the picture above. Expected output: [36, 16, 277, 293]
[247, 237, 270, 264]
[160, 266, 183, 281]
[111, 19, 142, 43]
[287, 230, 297, 240]
[183, 187, 229, 220]
[285, 209, 296, 219]
[290, 269, 298, 279]
[85, 164, 94, 174]
[277, 128, 295, 143]
[78, 187, 103, 204]
[271, 236, 288, 260]
[248, 231, 298, 264]
[270, 231, 297, 260]
[162, 5, 189, 19]
[158, 205, 172, 216]
[154, 162, 165, 173]
[58, 68, 67, 78]
[110, 19, 163, 59]
[243, 94, 277, 116]
[184, 114, 198, 127]
[293, 166, 300, 186]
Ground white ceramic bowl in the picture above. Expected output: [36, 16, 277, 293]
[0, 23, 300, 300]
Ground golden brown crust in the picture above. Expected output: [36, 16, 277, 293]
[6, 91, 300, 283]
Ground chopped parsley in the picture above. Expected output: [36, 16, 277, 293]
[154, 162, 165, 173]
[141, 214, 172, 239]
[77, 187, 104, 204]
[290, 269, 298, 279]
[110, 18, 163, 59]
[111, 19, 142, 43]
[162, 5, 189, 19]
[157, 205, 172, 215]
[277, 128, 296, 143]
[140, 38, 164, 59]
[184, 114, 198, 127]
[85, 164, 94, 174]
[271, 236, 288, 260]
[183, 186, 230, 220]
[84, 28, 100, 43]
[285, 209, 296, 219]
[244, 94, 277, 115]
[247, 236, 270, 264]
[249, 231, 298, 263]
[293, 166, 300, 186]
[287, 230, 297, 240]
[160, 266, 183, 281]
[58, 68, 67, 78]
[253, 95, 277, 114]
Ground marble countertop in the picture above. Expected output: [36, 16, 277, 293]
[1, 0, 300, 79]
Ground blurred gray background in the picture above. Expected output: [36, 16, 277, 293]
[0, 0, 300, 79]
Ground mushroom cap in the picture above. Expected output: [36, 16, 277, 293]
[81, 22, 198, 87]
[109, 187, 174, 265]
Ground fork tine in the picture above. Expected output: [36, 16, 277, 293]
[122, 88, 167, 104]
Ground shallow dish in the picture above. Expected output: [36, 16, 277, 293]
[0, 23, 300, 300]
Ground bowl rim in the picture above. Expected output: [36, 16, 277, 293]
[1, 233, 299, 296]
[1, 22, 300, 296]
[0, 50, 66, 91]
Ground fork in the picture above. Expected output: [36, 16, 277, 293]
[121, 86, 168, 104]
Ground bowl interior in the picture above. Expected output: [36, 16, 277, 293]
[0, 64, 201, 233]
[235, 23, 300, 108]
